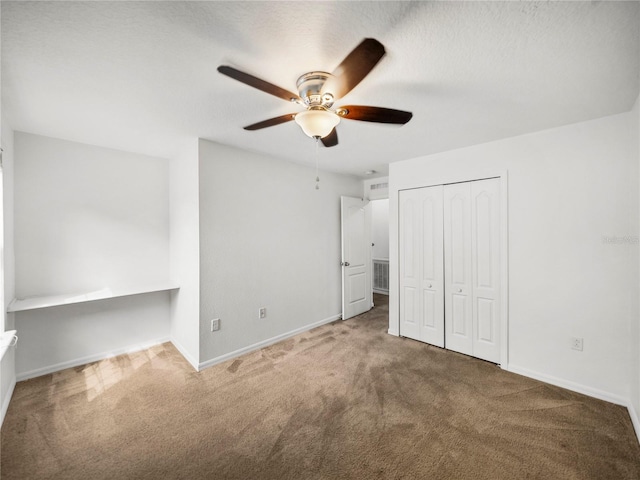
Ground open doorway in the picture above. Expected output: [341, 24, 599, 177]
[371, 198, 389, 301]
[363, 177, 389, 312]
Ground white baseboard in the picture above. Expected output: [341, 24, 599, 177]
[506, 365, 640, 444]
[387, 329, 399, 336]
[507, 364, 628, 406]
[198, 313, 341, 371]
[16, 336, 171, 381]
[170, 338, 199, 372]
[1, 376, 16, 429]
[626, 400, 640, 444]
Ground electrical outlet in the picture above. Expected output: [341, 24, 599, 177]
[259, 307, 266, 319]
[211, 318, 220, 332]
[571, 337, 583, 351]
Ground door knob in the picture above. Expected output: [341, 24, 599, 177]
[458, 288, 462, 293]
[428, 284, 432, 288]
[341, 261, 350, 267]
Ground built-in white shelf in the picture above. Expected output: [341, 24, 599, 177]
[7, 282, 180, 313]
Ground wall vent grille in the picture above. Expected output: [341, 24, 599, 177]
[373, 259, 389, 294]
[370, 182, 388, 191]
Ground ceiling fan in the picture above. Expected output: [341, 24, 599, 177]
[217, 38, 412, 147]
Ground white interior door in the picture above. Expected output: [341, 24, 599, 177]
[399, 186, 445, 347]
[444, 182, 473, 356]
[443, 179, 501, 362]
[470, 178, 501, 363]
[341, 196, 371, 320]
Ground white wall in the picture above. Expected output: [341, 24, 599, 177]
[15, 292, 170, 378]
[371, 199, 389, 260]
[1, 115, 16, 426]
[13, 133, 172, 378]
[198, 139, 362, 366]
[2, 127, 15, 333]
[169, 139, 200, 368]
[389, 111, 638, 405]
[0, 3, 17, 423]
[15, 133, 170, 296]
[633, 94, 640, 425]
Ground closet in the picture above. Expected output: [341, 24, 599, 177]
[399, 178, 501, 363]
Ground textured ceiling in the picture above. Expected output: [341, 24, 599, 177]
[2, 1, 639, 177]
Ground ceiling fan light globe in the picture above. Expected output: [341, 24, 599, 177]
[294, 109, 340, 139]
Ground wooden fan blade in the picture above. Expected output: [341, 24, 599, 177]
[218, 66, 300, 103]
[338, 105, 412, 124]
[321, 128, 338, 147]
[244, 113, 296, 131]
[323, 38, 386, 99]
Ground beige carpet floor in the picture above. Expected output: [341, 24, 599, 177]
[2, 295, 640, 479]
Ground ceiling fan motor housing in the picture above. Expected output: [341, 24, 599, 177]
[296, 71, 335, 107]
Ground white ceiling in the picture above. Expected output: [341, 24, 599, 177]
[2, 1, 639, 177]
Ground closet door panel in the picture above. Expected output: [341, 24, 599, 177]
[444, 183, 473, 356]
[471, 178, 501, 363]
[477, 298, 494, 341]
[451, 294, 468, 335]
[399, 186, 444, 347]
[399, 191, 420, 340]
[422, 290, 437, 328]
[420, 187, 444, 347]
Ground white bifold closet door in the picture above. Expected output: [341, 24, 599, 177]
[399, 178, 501, 364]
[399, 185, 445, 347]
[444, 178, 500, 363]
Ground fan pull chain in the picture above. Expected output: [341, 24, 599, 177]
[314, 137, 320, 190]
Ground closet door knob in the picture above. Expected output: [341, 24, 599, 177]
[428, 284, 432, 288]
[458, 288, 462, 293]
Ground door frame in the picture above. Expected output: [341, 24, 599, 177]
[391, 171, 509, 369]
